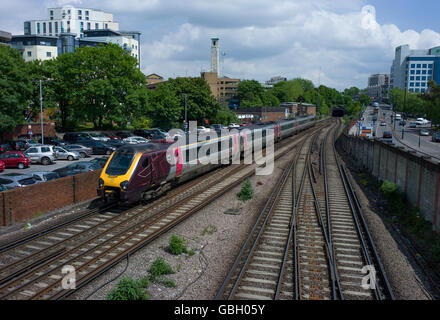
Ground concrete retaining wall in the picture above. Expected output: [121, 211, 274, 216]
[0, 170, 102, 226]
[339, 134, 440, 231]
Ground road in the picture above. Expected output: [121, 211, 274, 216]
[356, 105, 440, 161]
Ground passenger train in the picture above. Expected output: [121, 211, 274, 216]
[98, 116, 316, 203]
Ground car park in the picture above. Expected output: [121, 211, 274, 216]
[32, 171, 60, 183]
[432, 133, 440, 142]
[0, 173, 37, 188]
[53, 161, 101, 178]
[25, 145, 57, 165]
[54, 146, 80, 161]
[77, 140, 117, 155]
[0, 152, 31, 169]
[64, 144, 93, 158]
[87, 132, 110, 142]
[103, 133, 121, 140]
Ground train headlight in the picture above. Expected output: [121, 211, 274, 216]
[120, 181, 129, 191]
[99, 178, 104, 188]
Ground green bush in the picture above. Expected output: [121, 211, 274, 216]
[380, 181, 405, 214]
[169, 235, 188, 255]
[106, 277, 149, 300]
[237, 179, 254, 201]
[149, 257, 175, 281]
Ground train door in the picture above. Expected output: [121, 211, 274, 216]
[175, 147, 183, 177]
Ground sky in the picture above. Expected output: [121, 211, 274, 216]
[1, 0, 440, 90]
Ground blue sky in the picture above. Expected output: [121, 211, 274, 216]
[368, 0, 439, 32]
[1, 0, 439, 90]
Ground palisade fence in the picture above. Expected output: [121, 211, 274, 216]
[338, 130, 440, 231]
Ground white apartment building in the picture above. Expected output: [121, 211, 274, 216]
[24, 5, 119, 38]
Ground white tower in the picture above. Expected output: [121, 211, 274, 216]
[211, 37, 219, 75]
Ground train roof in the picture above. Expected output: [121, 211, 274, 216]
[116, 142, 172, 154]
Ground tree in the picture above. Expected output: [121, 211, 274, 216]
[237, 80, 267, 107]
[64, 43, 147, 129]
[0, 45, 33, 133]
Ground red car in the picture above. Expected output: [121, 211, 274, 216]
[0, 161, 4, 172]
[0, 152, 31, 169]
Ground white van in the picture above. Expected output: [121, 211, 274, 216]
[395, 114, 402, 120]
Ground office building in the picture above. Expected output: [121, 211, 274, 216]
[0, 30, 12, 46]
[390, 45, 440, 93]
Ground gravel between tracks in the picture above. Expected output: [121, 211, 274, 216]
[67, 150, 294, 300]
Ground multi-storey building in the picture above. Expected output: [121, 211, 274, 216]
[24, 5, 119, 38]
[390, 45, 440, 94]
[0, 30, 12, 46]
[11, 5, 141, 66]
[367, 73, 389, 99]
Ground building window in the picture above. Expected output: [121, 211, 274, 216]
[423, 64, 427, 68]
[428, 70, 433, 74]
[428, 64, 433, 69]
[416, 70, 421, 74]
[410, 82, 414, 87]
[78, 10, 82, 15]
[416, 76, 420, 81]
[55, 22, 58, 33]
[410, 89, 414, 93]
[27, 51, 32, 57]
[410, 70, 415, 74]
[47, 52, 51, 57]
[49, 22, 52, 34]
[61, 21, 64, 33]
[80, 22, 84, 31]
[37, 23, 40, 34]
[416, 82, 420, 87]
[415, 88, 419, 92]
[85, 10, 89, 16]
[417, 64, 421, 68]
[411, 64, 415, 68]
[422, 70, 427, 74]
[422, 76, 426, 81]
[87, 22, 91, 30]
[105, 23, 108, 29]
[50, 10, 53, 15]
[410, 76, 414, 81]
[95, 23, 99, 29]
[43, 22, 46, 33]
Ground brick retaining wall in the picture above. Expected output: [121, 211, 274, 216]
[0, 170, 101, 226]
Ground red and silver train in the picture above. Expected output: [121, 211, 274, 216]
[98, 116, 316, 203]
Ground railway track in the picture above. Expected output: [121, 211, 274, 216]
[216, 119, 395, 300]
[0, 120, 329, 300]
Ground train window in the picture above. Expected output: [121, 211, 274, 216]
[105, 151, 135, 176]
[142, 156, 149, 168]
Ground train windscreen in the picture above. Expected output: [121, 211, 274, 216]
[105, 151, 135, 176]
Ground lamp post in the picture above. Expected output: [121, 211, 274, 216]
[40, 80, 44, 144]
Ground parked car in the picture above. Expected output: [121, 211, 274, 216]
[0, 173, 37, 188]
[64, 144, 93, 158]
[115, 131, 134, 139]
[149, 134, 168, 142]
[399, 120, 406, 126]
[409, 122, 417, 128]
[106, 139, 126, 148]
[0, 152, 31, 169]
[25, 145, 57, 165]
[103, 133, 121, 140]
[0, 144, 12, 154]
[133, 129, 152, 139]
[380, 121, 386, 126]
[89, 157, 109, 169]
[0, 161, 4, 172]
[63, 132, 96, 144]
[149, 128, 168, 136]
[123, 136, 149, 144]
[86, 132, 110, 142]
[8, 141, 28, 151]
[228, 123, 240, 129]
[19, 138, 39, 147]
[32, 171, 60, 183]
[420, 129, 430, 136]
[54, 146, 80, 161]
[39, 136, 69, 147]
[432, 133, 440, 142]
[73, 140, 116, 155]
[53, 161, 101, 178]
